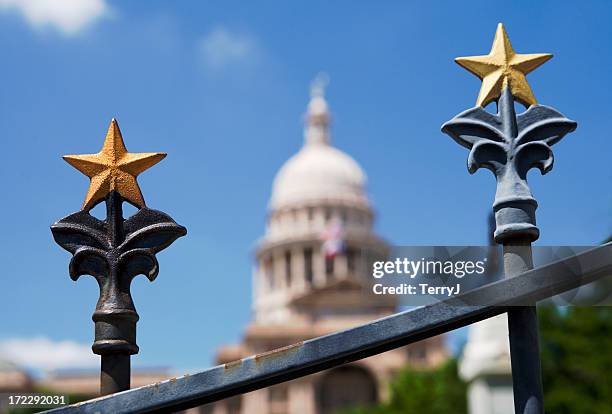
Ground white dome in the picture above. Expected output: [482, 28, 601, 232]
[270, 143, 368, 210]
[269, 83, 368, 211]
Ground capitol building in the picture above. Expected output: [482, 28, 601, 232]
[209, 79, 447, 414]
[0, 78, 449, 414]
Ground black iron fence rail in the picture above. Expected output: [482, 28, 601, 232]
[45, 243, 611, 414]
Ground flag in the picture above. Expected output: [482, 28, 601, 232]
[321, 218, 345, 258]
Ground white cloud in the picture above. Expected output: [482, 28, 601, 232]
[198, 26, 259, 70]
[0, 337, 97, 371]
[0, 0, 109, 35]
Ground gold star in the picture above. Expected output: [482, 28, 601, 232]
[455, 23, 552, 107]
[63, 119, 166, 211]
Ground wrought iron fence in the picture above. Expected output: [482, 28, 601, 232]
[44, 23, 610, 414]
[43, 244, 612, 414]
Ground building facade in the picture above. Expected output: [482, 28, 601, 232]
[210, 80, 447, 414]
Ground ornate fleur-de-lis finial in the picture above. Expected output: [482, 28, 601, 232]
[441, 24, 578, 414]
[442, 25, 576, 243]
[51, 119, 186, 395]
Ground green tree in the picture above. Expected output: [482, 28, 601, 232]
[539, 306, 612, 414]
[343, 305, 611, 414]
[340, 359, 467, 414]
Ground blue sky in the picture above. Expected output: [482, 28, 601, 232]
[0, 1, 610, 374]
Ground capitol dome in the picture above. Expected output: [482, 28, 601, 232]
[269, 80, 369, 211]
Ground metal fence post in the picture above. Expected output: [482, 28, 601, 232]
[441, 23, 577, 414]
[51, 119, 186, 395]
[42, 242, 612, 413]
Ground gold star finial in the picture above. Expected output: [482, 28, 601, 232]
[455, 23, 552, 107]
[63, 119, 166, 211]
